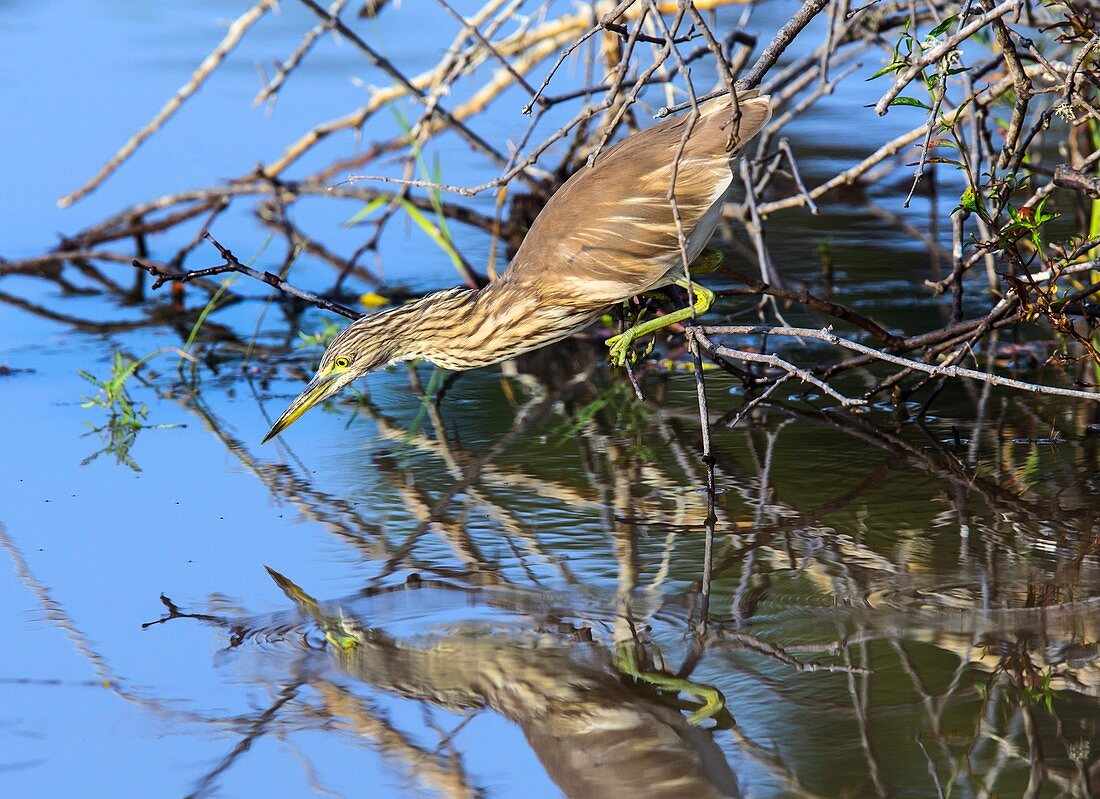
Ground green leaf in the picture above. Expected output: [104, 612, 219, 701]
[928, 14, 958, 37]
[868, 60, 907, 80]
[399, 199, 464, 272]
[959, 186, 978, 212]
[890, 96, 931, 110]
[345, 196, 389, 226]
[1022, 444, 1041, 482]
[182, 276, 236, 357]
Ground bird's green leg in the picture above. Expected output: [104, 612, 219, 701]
[606, 277, 716, 367]
[615, 643, 726, 725]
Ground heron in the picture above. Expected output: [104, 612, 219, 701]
[264, 91, 772, 442]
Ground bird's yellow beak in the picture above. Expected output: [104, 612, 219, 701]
[262, 371, 340, 443]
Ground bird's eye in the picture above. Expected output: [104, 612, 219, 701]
[334, 356, 351, 369]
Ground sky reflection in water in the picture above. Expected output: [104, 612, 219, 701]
[1, 2, 1099, 798]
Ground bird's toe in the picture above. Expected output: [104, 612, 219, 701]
[605, 333, 633, 367]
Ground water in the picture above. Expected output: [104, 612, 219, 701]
[2, 3, 1099, 798]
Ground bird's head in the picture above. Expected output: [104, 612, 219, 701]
[263, 317, 398, 443]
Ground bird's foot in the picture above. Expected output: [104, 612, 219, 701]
[605, 329, 653, 367]
[605, 330, 635, 367]
[684, 682, 726, 725]
[615, 643, 727, 726]
[605, 279, 714, 368]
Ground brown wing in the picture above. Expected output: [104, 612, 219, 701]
[506, 93, 772, 307]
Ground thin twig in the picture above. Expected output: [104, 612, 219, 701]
[133, 234, 361, 319]
[874, 0, 1021, 115]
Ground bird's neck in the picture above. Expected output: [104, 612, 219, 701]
[384, 280, 597, 370]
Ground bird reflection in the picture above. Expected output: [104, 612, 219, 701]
[271, 569, 741, 799]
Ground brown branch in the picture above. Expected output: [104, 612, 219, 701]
[294, 0, 521, 182]
[134, 233, 361, 320]
[718, 271, 905, 349]
[435, 0, 542, 102]
[254, 0, 353, 105]
[1054, 164, 1100, 198]
[655, 0, 832, 117]
[979, 0, 1032, 171]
